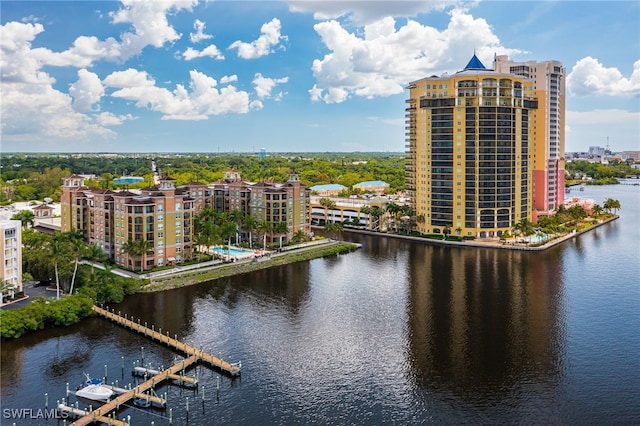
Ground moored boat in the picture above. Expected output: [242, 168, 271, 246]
[74, 374, 113, 402]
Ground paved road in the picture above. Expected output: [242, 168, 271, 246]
[1, 281, 63, 310]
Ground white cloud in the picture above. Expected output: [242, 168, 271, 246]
[567, 57, 640, 97]
[183, 45, 224, 60]
[229, 18, 286, 59]
[6, 0, 198, 70]
[95, 112, 135, 126]
[567, 109, 640, 125]
[0, 23, 115, 146]
[287, 0, 458, 25]
[190, 19, 213, 43]
[69, 69, 105, 112]
[1, 79, 114, 143]
[0, 21, 53, 84]
[104, 68, 258, 120]
[220, 75, 238, 84]
[253, 73, 289, 99]
[309, 9, 522, 103]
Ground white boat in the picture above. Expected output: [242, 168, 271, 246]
[75, 374, 113, 402]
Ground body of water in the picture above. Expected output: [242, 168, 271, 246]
[2, 184, 639, 425]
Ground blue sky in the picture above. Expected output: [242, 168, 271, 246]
[1, 1, 639, 153]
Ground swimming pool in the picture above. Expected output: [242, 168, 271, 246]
[524, 233, 550, 243]
[210, 246, 254, 258]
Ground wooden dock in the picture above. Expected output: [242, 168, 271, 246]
[102, 384, 166, 407]
[68, 355, 199, 426]
[91, 305, 241, 376]
[60, 306, 242, 425]
[58, 404, 127, 426]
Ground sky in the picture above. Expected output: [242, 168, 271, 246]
[1, 0, 639, 154]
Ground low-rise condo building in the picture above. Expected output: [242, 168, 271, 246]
[61, 170, 310, 271]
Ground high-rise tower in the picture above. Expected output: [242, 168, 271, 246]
[405, 54, 537, 238]
[494, 55, 565, 219]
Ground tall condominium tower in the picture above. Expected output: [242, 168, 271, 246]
[494, 55, 566, 218]
[405, 54, 537, 238]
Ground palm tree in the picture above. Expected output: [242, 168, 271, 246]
[11, 210, 34, 228]
[514, 218, 535, 240]
[220, 221, 237, 257]
[196, 220, 221, 252]
[358, 205, 371, 228]
[386, 202, 402, 232]
[603, 198, 621, 214]
[274, 221, 288, 249]
[136, 239, 153, 271]
[229, 209, 244, 244]
[324, 222, 343, 240]
[443, 224, 452, 240]
[121, 239, 152, 271]
[49, 233, 69, 299]
[370, 206, 383, 231]
[592, 204, 604, 218]
[65, 231, 87, 295]
[84, 244, 108, 277]
[243, 215, 258, 249]
[257, 221, 272, 250]
[319, 198, 336, 225]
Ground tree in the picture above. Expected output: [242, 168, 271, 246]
[121, 239, 152, 271]
[84, 244, 108, 277]
[11, 210, 34, 228]
[243, 215, 258, 249]
[513, 218, 535, 240]
[443, 224, 452, 240]
[603, 198, 621, 214]
[257, 221, 272, 250]
[49, 233, 71, 299]
[324, 222, 343, 240]
[63, 230, 87, 295]
[319, 197, 336, 224]
[229, 209, 244, 244]
[274, 221, 288, 248]
[220, 221, 237, 256]
[592, 204, 604, 218]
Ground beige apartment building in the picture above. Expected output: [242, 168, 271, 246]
[493, 55, 566, 219]
[61, 170, 310, 271]
[1, 219, 22, 302]
[405, 54, 537, 238]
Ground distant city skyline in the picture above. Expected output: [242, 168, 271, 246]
[1, 1, 639, 153]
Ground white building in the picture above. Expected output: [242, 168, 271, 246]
[1, 220, 22, 303]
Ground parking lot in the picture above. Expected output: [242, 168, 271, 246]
[1, 281, 62, 310]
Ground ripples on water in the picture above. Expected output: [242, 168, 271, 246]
[1, 185, 639, 424]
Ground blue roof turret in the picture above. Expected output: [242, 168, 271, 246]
[464, 53, 486, 70]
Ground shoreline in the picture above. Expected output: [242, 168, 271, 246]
[140, 215, 619, 291]
[138, 241, 359, 292]
[335, 215, 619, 251]
[138, 215, 618, 293]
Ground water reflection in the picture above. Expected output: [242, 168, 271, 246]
[405, 243, 565, 400]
